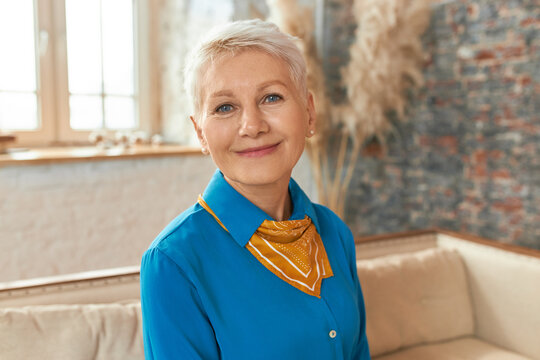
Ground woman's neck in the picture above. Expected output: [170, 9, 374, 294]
[224, 175, 292, 221]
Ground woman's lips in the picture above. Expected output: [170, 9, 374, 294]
[236, 142, 280, 158]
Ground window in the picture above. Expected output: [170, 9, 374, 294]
[0, 1, 39, 132]
[0, 0, 157, 146]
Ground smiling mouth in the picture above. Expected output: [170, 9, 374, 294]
[236, 142, 281, 158]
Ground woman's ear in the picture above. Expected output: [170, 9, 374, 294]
[306, 92, 317, 137]
[190, 116, 209, 154]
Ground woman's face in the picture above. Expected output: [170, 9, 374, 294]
[192, 50, 316, 188]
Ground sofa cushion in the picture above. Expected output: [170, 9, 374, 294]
[357, 248, 474, 357]
[373, 336, 532, 360]
[0, 302, 143, 360]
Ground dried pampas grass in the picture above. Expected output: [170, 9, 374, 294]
[329, 0, 431, 216]
[341, 0, 430, 142]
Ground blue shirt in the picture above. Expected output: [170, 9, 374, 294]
[140, 170, 370, 359]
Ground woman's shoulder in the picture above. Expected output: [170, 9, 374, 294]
[311, 203, 355, 256]
[312, 203, 351, 235]
[143, 203, 213, 266]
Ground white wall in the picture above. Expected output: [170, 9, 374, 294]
[0, 153, 314, 282]
[0, 155, 215, 282]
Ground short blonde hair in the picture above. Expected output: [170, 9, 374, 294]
[184, 19, 307, 118]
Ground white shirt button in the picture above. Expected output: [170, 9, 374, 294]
[329, 330, 337, 338]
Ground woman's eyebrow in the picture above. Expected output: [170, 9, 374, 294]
[258, 80, 287, 91]
[209, 90, 234, 99]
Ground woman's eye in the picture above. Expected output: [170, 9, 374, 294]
[216, 104, 233, 113]
[264, 94, 282, 103]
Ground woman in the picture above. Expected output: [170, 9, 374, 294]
[140, 19, 370, 359]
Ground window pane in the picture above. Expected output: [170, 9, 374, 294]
[70, 95, 103, 130]
[66, 0, 137, 132]
[0, 93, 38, 130]
[102, 0, 134, 95]
[65, 0, 102, 94]
[0, 0, 37, 92]
[104, 96, 135, 129]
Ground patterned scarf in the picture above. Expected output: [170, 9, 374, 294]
[198, 196, 333, 298]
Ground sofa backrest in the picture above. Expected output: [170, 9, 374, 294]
[357, 247, 475, 357]
[0, 266, 140, 307]
[355, 233, 437, 260]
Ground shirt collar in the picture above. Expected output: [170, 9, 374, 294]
[202, 169, 320, 247]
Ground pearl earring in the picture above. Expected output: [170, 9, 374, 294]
[201, 147, 208, 154]
[309, 130, 315, 135]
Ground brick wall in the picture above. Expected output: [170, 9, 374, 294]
[324, 0, 539, 249]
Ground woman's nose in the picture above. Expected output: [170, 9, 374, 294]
[238, 105, 269, 137]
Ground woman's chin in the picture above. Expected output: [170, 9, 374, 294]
[224, 167, 292, 188]
[217, 151, 300, 188]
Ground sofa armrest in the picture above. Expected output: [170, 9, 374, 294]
[437, 234, 540, 360]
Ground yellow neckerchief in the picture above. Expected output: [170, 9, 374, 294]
[198, 195, 333, 298]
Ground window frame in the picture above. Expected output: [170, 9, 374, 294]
[7, 0, 159, 147]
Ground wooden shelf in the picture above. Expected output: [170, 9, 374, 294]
[0, 144, 203, 166]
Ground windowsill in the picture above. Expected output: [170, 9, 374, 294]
[0, 144, 203, 166]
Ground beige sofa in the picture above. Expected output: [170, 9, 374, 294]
[356, 230, 540, 360]
[1, 230, 538, 359]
